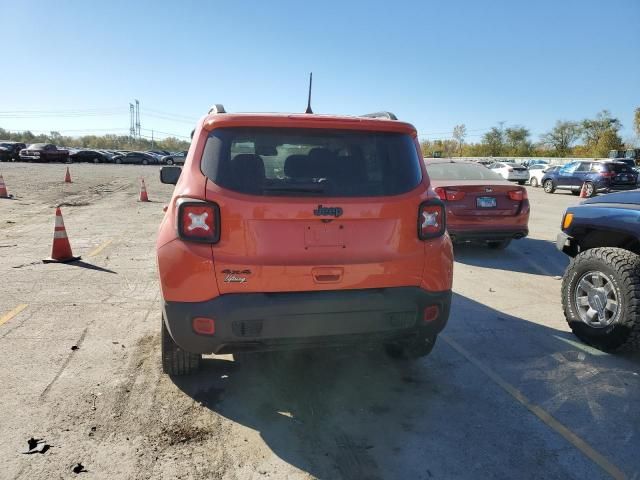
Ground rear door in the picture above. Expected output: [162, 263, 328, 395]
[557, 162, 578, 187]
[201, 127, 428, 294]
[572, 162, 592, 188]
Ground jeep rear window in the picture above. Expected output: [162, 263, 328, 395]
[200, 127, 422, 197]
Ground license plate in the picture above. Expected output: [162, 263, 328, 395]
[621, 176, 628, 181]
[477, 197, 497, 208]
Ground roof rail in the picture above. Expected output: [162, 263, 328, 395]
[208, 104, 227, 114]
[361, 111, 398, 120]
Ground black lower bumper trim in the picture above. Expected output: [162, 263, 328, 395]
[449, 229, 528, 242]
[164, 287, 452, 354]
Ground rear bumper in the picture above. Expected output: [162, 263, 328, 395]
[163, 287, 452, 354]
[448, 228, 528, 242]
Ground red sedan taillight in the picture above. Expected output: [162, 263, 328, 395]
[507, 189, 527, 201]
[177, 199, 221, 243]
[418, 200, 446, 240]
[434, 187, 466, 201]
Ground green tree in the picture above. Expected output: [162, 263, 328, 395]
[482, 125, 505, 156]
[452, 124, 466, 156]
[593, 130, 623, 157]
[540, 121, 581, 157]
[581, 110, 622, 156]
[504, 126, 531, 156]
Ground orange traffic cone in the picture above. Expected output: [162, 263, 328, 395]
[0, 174, 11, 199]
[64, 167, 72, 183]
[138, 178, 149, 202]
[579, 183, 588, 198]
[43, 207, 80, 263]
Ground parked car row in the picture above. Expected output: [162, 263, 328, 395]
[469, 158, 638, 197]
[0, 141, 187, 166]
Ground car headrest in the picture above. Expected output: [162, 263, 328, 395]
[283, 155, 308, 178]
[284, 148, 335, 179]
[229, 154, 265, 193]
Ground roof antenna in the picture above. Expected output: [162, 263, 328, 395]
[305, 72, 313, 114]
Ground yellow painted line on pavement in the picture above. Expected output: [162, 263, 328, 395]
[87, 239, 113, 258]
[441, 334, 626, 480]
[0, 304, 28, 327]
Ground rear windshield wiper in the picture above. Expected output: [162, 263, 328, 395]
[262, 185, 325, 194]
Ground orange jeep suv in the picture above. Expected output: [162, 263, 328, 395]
[157, 105, 453, 375]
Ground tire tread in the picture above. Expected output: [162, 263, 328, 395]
[561, 247, 640, 351]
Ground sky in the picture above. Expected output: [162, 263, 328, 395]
[1, 0, 639, 143]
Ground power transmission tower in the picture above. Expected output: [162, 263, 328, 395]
[129, 103, 135, 140]
[135, 99, 141, 139]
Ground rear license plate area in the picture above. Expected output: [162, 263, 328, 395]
[477, 197, 497, 208]
[304, 223, 345, 247]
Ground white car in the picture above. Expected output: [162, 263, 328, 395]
[527, 164, 547, 187]
[488, 162, 529, 184]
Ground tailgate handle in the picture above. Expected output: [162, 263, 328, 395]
[312, 267, 343, 283]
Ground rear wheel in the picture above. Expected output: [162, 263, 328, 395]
[517, 180, 526, 185]
[543, 179, 555, 193]
[142, 159, 149, 165]
[161, 316, 201, 375]
[385, 335, 436, 359]
[562, 248, 640, 352]
[165, 158, 174, 165]
[584, 181, 596, 197]
[530, 177, 538, 187]
[487, 239, 511, 250]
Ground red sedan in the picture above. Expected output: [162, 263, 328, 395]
[426, 159, 530, 249]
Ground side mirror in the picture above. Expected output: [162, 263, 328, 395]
[160, 166, 181, 185]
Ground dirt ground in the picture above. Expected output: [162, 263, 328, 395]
[1, 163, 639, 479]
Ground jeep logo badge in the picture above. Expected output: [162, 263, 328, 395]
[313, 205, 343, 217]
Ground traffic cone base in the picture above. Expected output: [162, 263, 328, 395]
[0, 174, 12, 199]
[139, 178, 149, 202]
[579, 183, 588, 198]
[44, 207, 80, 263]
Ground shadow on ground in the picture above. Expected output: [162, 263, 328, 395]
[169, 293, 639, 479]
[453, 237, 569, 276]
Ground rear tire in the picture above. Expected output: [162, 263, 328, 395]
[518, 180, 526, 185]
[561, 247, 640, 352]
[487, 239, 511, 250]
[585, 181, 596, 197]
[530, 177, 539, 187]
[543, 179, 555, 193]
[385, 335, 436, 359]
[161, 315, 201, 375]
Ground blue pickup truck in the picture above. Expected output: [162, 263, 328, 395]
[557, 190, 640, 351]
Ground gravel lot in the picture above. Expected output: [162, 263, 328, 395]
[1, 163, 639, 479]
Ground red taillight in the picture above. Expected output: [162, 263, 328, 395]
[508, 189, 527, 201]
[423, 305, 440, 323]
[601, 172, 616, 178]
[418, 200, 446, 240]
[434, 187, 465, 201]
[192, 317, 215, 335]
[177, 200, 220, 243]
